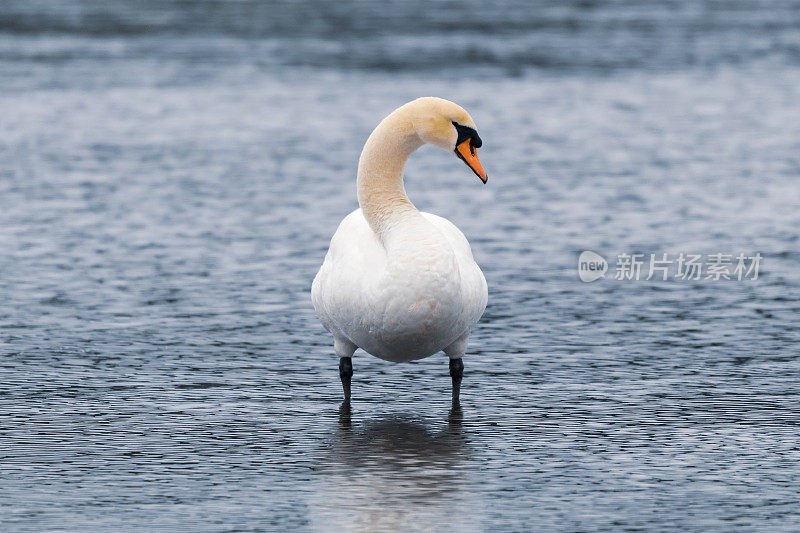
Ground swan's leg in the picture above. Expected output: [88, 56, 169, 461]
[449, 358, 464, 402]
[339, 357, 353, 402]
[335, 337, 357, 402]
[444, 333, 469, 402]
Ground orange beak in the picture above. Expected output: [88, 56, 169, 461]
[455, 138, 487, 183]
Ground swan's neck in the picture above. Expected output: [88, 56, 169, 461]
[357, 110, 424, 238]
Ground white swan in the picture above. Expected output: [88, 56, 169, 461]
[312, 97, 488, 402]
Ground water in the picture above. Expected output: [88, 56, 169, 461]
[2, 1, 800, 531]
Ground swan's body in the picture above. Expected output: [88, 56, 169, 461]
[311, 97, 489, 400]
[313, 208, 486, 363]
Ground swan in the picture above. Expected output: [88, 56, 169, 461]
[311, 97, 488, 402]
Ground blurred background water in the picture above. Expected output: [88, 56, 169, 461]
[1, 1, 800, 531]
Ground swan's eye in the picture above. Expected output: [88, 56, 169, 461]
[452, 122, 482, 152]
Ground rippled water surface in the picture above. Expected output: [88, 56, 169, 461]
[2, 1, 800, 531]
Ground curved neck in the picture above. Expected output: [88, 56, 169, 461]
[357, 110, 424, 238]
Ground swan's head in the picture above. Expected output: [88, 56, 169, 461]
[406, 97, 488, 183]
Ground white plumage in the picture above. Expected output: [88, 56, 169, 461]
[312, 97, 488, 389]
[313, 208, 487, 363]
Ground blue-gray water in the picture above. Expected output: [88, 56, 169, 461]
[2, 1, 800, 531]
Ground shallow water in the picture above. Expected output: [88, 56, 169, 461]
[2, 1, 800, 531]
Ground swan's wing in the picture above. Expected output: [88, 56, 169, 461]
[420, 212, 488, 324]
[420, 212, 477, 262]
[312, 209, 386, 338]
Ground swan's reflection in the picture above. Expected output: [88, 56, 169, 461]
[308, 402, 478, 532]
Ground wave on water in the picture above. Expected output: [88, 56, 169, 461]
[2, 0, 800, 71]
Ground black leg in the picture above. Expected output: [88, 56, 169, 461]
[339, 357, 353, 402]
[449, 358, 464, 401]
